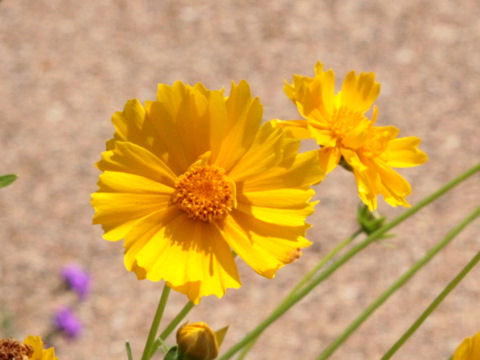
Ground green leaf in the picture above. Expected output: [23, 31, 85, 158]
[0, 174, 17, 188]
[163, 346, 179, 360]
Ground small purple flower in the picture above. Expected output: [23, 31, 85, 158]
[53, 308, 82, 339]
[60, 264, 91, 300]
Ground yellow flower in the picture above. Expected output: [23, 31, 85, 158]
[453, 332, 480, 360]
[176, 322, 222, 360]
[274, 62, 427, 210]
[0, 336, 57, 360]
[91, 81, 323, 303]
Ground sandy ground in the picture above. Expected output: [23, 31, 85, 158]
[1, 1, 480, 359]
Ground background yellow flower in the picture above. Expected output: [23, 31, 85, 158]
[92, 81, 324, 303]
[453, 332, 480, 360]
[23, 336, 58, 360]
[275, 62, 427, 210]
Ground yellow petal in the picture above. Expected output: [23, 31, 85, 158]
[352, 167, 378, 210]
[24, 335, 57, 360]
[92, 192, 172, 241]
[227, 122, 296, 182]
[307, 121, 337, 147]
[367, 158, 412, 208]
[318, 146, 341, 175]
[95, 170, 174, 194]
[242, 149, 324, 192]
[271, 119, 311, 140]
[238, 188, 315, 209]
[235, 201, 316, 227]
[453, 332, 480, 360]
[339, 71, 380, 114]
[215, 81, 263, 172]
[109, 99, 148, 150]
[384, 136, 428, 167]
[97, 141, 177, 186]
[132, 214, 241, 303]
[341, 118, 371, 150]
[220, 213, 311, 278]
[147, 99, 196, 173]
[208, 89, 229, 160]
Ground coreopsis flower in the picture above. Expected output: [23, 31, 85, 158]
[453, 331, 480, 360]
[60, 264, 91, 300]
[274, 62, 427, 210]
[176, 322, 222, 360]
[53, 308, 82, 339]
[0, 336, 57, 360]
[91, 81, 323, 303]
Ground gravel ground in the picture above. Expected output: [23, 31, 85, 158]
[1, 1, 479, 359]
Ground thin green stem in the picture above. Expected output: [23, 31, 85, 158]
[125, 341, 133, 360]
[218, 162, 480, 360]
[141, 284, 171, 360]
[317, 206, 480, 359]
[287, 228, 363, 301]
[381, 249, 480, 359]
[237, 229, 363, 360]
[150, 301, 195, 356]
[237, 336, 257, 360]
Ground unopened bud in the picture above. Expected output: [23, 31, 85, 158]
[176, 322, 219, 360]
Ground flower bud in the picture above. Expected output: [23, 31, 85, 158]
[356, 203, 395, 241]
[176, 322, 219, 360]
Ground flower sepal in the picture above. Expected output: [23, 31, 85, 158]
[356, 203, 395, 240]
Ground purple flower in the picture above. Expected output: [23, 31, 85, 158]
[60, 264, 91, 300]
[53, 308, 82, 339]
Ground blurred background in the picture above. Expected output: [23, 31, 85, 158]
[1, 1, 479, 359]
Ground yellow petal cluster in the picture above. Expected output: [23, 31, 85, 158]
[453, 332, 480, 360]
[24, 336, 57, 360]
[275, 62, 427, 210]
[91, 81, 324, 303]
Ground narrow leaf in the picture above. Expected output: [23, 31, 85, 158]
[0, 174, 17, 188]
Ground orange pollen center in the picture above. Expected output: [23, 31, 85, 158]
[174, 165, 233, 222]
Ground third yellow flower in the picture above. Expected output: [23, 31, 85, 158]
[274, 62, 427, 210]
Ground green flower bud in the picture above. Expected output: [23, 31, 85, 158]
[356, 203, 394, 240]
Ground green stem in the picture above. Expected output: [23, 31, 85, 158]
[218, 162, 480, 360]
[237, 229, 363, 360]
[141, 284, 171, 360]
[150, 301, 195, 356]
[381, 250, 480, 359]
[317, 206, 480, 359]
[125, 341, 133, 360]
[287, 228, 363, 300]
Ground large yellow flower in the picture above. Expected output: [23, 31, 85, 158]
[453, 331, 480, 360]
[274, 62, 427, 210]
[91, 81, 323, 303]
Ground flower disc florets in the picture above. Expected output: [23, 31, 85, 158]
[174, 165, 234, 222]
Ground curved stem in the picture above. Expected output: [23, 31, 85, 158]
[237, 229, 363, 360]
[381, 250, 480, 359]
[218, 162, 480, 360]
[150, 301, 195, 356]
[287, 228, 363, 301]
[317, 206, 480, 359]
[141, 284, 171, 360]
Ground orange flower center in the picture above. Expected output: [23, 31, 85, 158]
[174, 165, 234, 222]
[0, 339, 33, 360]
